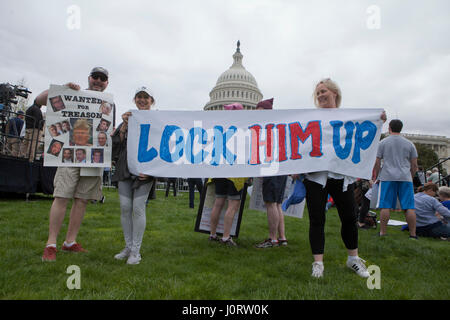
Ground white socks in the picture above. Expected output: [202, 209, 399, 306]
[64, 241, 76, 247]
[46, 242, 76, 248]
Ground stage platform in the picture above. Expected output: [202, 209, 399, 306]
[0, 156, 56, 195]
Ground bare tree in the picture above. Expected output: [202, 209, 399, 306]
[11, 77, 31, 114]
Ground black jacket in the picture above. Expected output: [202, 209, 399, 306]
[111, 122, 153, 188]
[25, 103, 43, 129]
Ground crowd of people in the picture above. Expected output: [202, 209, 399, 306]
[2, 100, 45, 161]
[13, 67, 446, 279]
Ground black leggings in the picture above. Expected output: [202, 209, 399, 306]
[304, 178, 358, 255]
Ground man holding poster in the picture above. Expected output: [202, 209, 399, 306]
[39, 67, 115, 262]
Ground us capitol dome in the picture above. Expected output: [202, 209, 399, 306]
[204, 41, 263, 110]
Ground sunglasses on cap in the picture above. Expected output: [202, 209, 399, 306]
[90, 73, 108, 82]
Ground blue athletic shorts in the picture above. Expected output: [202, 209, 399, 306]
[378, 181, 415, 210]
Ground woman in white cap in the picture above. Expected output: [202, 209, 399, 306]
[111, 86, 155, 265]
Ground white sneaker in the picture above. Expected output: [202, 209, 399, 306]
[127, 252, 142, 265]
[114, 248, 131, 260]
[346, 257, 370, 278]
[311, 262, 324, 278]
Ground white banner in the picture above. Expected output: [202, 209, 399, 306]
[44, 85, 114, 167]
[127, 108, 383, 178]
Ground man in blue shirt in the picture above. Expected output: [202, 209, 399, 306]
[415, 183, 450, 239]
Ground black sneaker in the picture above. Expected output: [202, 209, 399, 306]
[278, 239, 288, 246]
[208, 235, 219, 242]
[255, 238, 278, 248]
[255, 238, 277, 248]
[409, 235, 418, 240]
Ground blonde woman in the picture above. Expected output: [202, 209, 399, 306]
[301, 78, 386, 278]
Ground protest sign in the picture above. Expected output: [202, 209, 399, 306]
[44, 85, 114, 167]
[127, 108, 383, 178]
[194, 181, 247, 238]
[249, 176, 305, 218]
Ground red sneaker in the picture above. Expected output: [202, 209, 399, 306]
[42, 246, 57, 262]
[61, 243, 87, 252]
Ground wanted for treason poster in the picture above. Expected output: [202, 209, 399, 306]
[44, 84, 114, 167]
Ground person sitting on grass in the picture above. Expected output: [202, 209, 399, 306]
[438, 186, 450, 210]
[414, 183, 450, 239]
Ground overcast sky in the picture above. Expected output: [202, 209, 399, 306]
[1, 0, 449, 136]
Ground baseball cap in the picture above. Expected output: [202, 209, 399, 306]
[17, 111, 25, 115]
[135, 86, 153, 98]
[90, 67, 109, 78]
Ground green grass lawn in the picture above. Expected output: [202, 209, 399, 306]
[0, 188, 448, 300]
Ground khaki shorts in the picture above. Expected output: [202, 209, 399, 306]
[53, 167, 102, 200]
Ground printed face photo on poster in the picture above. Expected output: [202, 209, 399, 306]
[96, 118, 111, 132]
[70, 118, 93, 146]
[61, 120, 71, 133]
[99, 101, 112, 116]
[96, 131, 108, 147]
[47, 119, 71, 138]
[91, 148, 104, 163]
[75, 148, 86, 163]
[62, 148, 74, 163]
[47, 139, 64, 157]
[49, 95, 66, 112]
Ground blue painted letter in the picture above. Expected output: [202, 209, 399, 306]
[210, 126, 223, 166]
[137, 124, 158, 163]
[160, 125, 184, 163]
[352, 121, 377, 164]
[186, 127, 208, 164]
[224, 126, 237, 165]
[331, 121, 355, 160]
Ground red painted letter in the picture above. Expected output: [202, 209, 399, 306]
[276, 124, 287, 162]
[289, 121, 323, 160]
[249, 124, 275, 164]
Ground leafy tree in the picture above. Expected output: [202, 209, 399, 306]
[414, 143, 439, 171]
